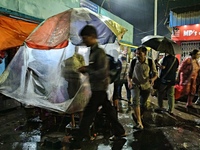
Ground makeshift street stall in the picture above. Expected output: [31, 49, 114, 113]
[0, 8, 127, 116]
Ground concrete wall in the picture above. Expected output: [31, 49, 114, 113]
[0, 0, 133, 43]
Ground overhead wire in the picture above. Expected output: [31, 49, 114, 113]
[134, 17, 166, 35]
[134, 0, 170, 36]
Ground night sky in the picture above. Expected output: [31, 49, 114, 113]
[90, 0, 200, 45]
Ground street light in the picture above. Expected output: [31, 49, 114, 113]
[154, 0, 158, 35]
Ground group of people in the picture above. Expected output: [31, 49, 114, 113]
[64, 24, 200, 143]
[155, 48, 200, 115]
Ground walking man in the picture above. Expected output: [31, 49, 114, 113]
[127, 46, 157, 129]
[156, 53, 179, 115]
[77, 25, 125, 141]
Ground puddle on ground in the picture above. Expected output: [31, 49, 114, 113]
[0, 101, 200, 150]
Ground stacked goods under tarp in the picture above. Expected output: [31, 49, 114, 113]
[0, 8, 127, 113]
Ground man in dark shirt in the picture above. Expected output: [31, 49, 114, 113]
[156, 53, 179, 115]
[77, 25, 125, 141]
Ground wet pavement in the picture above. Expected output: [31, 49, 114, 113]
[0, 92, 200, 150]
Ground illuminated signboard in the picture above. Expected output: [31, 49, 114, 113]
[172, 24, 200, 41]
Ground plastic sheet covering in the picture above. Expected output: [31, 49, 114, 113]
[0, 42, 91, 113]
[25, 8, 127, 49]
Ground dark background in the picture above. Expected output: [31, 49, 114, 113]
[90, 0, 200, 45]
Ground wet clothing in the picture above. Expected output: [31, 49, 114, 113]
[129, 58, 157, 90]
[118, 81, 131, 101]
[157, 84, 175, 112]
[85, 44, 109, 91]
[159, 55, 179, 85]
[157, 55, 179, 112]
[80, 91, 125, 137]
[80, 43, 125, 139]
[112, 59, 122, 100]
[131, 84, 150, 108]
[179, 57, 200, 95]
[129, 57, 157, 107]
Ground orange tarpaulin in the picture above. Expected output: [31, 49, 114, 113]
[0, 16, 38, 51]
[25, 11, 71, 49]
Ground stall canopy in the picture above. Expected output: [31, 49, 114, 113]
[0, 15, 38, 51]
[0, 8, 127, 113]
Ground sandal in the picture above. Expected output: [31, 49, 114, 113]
[109, 134, 126, 141]
[133, 124, 143, 130]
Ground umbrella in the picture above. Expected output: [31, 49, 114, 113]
[0, 8, 127, 113]
[25, 7, 127, 49]
[141, 35, 182, 55]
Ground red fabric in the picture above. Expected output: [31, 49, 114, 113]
[174, 84, 184, 100]
[178, 57, 200, 96]
[25, 10, 71, 50]
[26, 40, 69, 49]
[0, 51, 7, 58]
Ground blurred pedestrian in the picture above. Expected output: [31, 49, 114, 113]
[127, 45, 157, 130]
[118, 55, 131, 103]
[62, 47, 85, 99]
[177, 49, 200, 109]
[155, 52, 179, 115]
[112, 58, 122, 112]
[61, 47, 86, 127]
[77, 25, 125, 141]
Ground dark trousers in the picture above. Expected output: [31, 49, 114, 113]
[157, 83, 175, 112]
[118, 81, 131, 101]
[79, 91, 125, 138]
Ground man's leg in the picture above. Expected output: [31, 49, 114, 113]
[125, 82, 131, 102]
[167, 85, 175, 113]
[140, 88, 150, 115]
[157, 84, 167, 109]
[118, 82, 123, 99]
[113, 81, 120, 111]
[131, 85, 143, 129]
[79, 91, 101, 139]
[102, 91, 125, 136]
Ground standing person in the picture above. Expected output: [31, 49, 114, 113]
[177, 49, 200, 109]
[118, 55, 131, 103]
[112, 58, 122, 112]
[155, 53, 179, 115]
[62, 47, 85, 99]
[127, 46, 157, 130]
[61, 47, 86, 127]
[77, 25, 125, 141]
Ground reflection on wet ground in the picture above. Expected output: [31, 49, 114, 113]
[0, 95, 200, 149]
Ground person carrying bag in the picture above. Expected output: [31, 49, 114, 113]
[155, 53, 179, 115]
[153, 57, 176, 89]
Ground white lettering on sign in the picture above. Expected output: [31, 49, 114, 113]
[183, 30, 198, 36]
